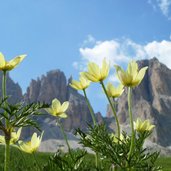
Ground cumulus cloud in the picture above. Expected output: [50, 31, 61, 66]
[144, 40, 171, 67]
[75, 36, 171, 74]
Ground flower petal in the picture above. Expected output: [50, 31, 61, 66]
[52, 98, 61, 112]
[61, 101, 69, 112]
[0, 53, 5, 69]
[134, 66, 148, 85]
[83, 72, 99, 82]
[127, 61, 138, 79]
[101, 58, 109, 80]
[7, 55, 26, 71]
[87, 62, 101, 80]
[59, 113, 68, 118]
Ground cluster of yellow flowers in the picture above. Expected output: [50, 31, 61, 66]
[0, 53, 155, 155]
[0, 53, 44, 154]
[70, 58, 155, 134]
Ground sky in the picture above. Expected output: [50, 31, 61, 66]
[0, 0, 171, 116]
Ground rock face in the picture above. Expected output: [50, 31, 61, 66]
[24, 70, 96, 134]
[24, 70, 67, 103]
[107, 57, 171, 147]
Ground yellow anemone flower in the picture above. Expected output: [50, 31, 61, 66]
[45, 98, 69, 118]
[134, 118, 155, 133]
[70, 75, 90, 90]
[18, 132, 43, 153]
[0, 52, 26, 71]
[114, 61, 148, 87]
[111, 133, 125, 143]
[82, 58, 109, 82]
[106, 83, 124, 98]
[0, 128, 22, 144]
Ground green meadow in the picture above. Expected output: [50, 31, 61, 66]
[0, 146, 170, 171]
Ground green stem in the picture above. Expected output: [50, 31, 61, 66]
[4, 139, 10, 171]
[2, 71, 6, 100]
[3, 71, 10, 171]
[100, 81, 120, 139]
[33, 152, 41, 171]
[57, 120, 72, 158]
[128, 87, 135, 160]
[2, 71, 8, 129]
[83, 89, 97, 126]
[82, 89, 99, 168]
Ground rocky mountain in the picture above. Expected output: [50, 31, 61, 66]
[24, 70, 103, 136]
[107, 57, 171, 147]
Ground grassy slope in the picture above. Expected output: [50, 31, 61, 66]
[0, 145, 170, 171]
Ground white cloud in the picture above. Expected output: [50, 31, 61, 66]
[144, 40, 171, 67]
[76, 36, 171, 71]
[148, 0, 171, 19]
[158, 0, 171, 17]
[79, 40, 131, 67]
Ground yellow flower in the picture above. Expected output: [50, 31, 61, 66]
[0, 52, 26, 71]
[11, 127, 22, 144]
[0, 128, 22, 144]
[18, 132, 43, 153]
[45, 98, 69, 118]
[70, 74, 90, 90]
[111, 133, 125, 143]
[134, 118, 155, 133]
[106, 83, 124, 98]
[114, 61, 148, 87]
[82, 58, 109, 82]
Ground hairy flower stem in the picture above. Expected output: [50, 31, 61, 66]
[100, 81, 120, 138]
[4, 139, 10, 171]
[2, 71, 8, 125]
[83, 89, 97, 126]
[57, 120, 73, 159]
[3, 71, 10, 171]
[128, 87, 135, 161]
[2, 71, 6, 100]
[83, 89, 98, 168]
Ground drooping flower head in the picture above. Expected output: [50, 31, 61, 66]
[0, 53, 26, 71]
[45, 98, 69, 118]
[114, 61, 148, 87]
[70, 74, 91, 90]
[0, 127, 22, 144]
[82, 58, 109, 82]
[18, 132, 43, 153]
[134, 118, 155, 133]
[106, 83, 124, 98]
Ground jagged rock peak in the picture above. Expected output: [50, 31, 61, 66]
[24, 69, 67, 103]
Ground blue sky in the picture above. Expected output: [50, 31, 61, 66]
[0, 0, 171, 116]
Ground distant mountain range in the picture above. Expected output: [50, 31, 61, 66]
[2, 57, 171, 148]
